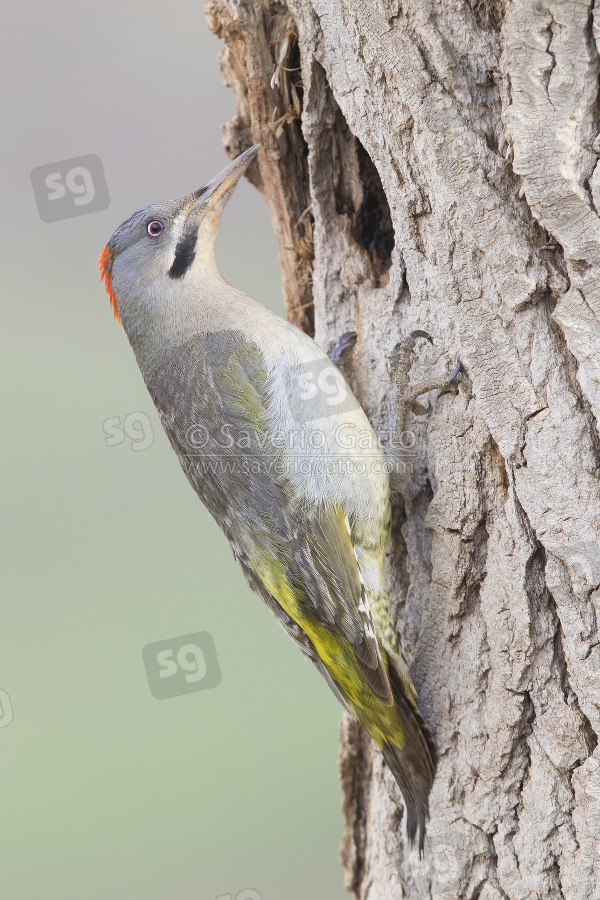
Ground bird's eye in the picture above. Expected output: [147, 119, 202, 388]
[147, 220, 165, 237]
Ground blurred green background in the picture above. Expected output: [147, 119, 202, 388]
[1, 2, 346, 898]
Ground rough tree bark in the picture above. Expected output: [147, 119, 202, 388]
[204, 0, 600, 896]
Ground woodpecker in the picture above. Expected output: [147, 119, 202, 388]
[99, 145, 448, 850]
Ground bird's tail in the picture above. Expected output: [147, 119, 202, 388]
[379, 668, 438, 854]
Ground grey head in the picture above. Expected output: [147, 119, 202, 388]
[99, 144, 260, 326]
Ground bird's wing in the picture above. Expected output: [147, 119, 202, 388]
[287, 505, 394, 705]
[145, 330, 394, 707]
[229, 497, 393, 706]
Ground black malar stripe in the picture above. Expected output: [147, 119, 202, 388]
[169, 227, 197, 279]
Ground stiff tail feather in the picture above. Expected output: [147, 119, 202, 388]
[381, 669, 438, 855]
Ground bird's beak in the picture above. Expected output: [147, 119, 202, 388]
[189, 144, 260, 215]
[170, 144, 260, 276]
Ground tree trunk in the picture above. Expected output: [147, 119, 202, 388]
[205, 0, 600, 896]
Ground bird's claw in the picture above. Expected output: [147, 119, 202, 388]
[331, 331, 358, 367]
[390, 331, 461, 427]
[409, 329, 434, 344]
[388, 330, 433, 368]
[445, 360, 462, 385]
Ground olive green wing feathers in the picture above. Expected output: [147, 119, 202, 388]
[290, 506, 393, 705]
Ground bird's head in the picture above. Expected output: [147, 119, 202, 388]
[98, 144, 260, 326]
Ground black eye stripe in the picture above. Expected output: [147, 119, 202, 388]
[168, 228, 197, 279]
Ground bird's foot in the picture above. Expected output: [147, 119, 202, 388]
[331, 331, 357, 367]
[389, 330, 461, 418]
[385, 331, 461, 492]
